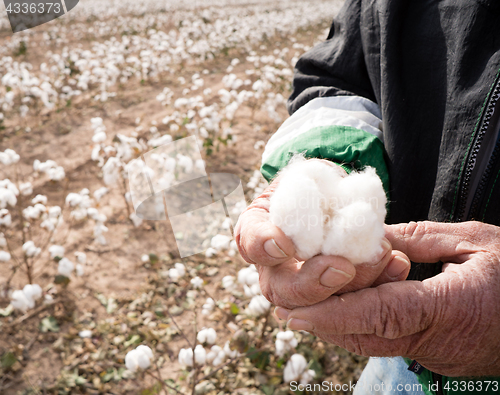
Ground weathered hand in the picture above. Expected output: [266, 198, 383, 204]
[234, 161, 411, 309]
[283, 221, 500, 377]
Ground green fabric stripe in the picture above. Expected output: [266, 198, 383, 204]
[261, 125, 389, 197]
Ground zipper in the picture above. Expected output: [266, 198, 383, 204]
[453, 72, 500, 222]
[469, 137, 500, 220]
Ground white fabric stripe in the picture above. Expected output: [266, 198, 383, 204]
[262, 96, 383, 163]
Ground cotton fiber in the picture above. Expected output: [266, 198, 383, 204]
[269, 157, 387, 264]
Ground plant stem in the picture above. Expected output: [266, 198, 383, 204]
[165, 307, 193, 349]
[145, 370, 183, 395]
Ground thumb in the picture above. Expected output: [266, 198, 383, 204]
[384, 221, 479, 264]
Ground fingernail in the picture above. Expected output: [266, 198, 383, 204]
[287, 318, 314, 332]
[381, 238, 391, 253]
[367, 239, 392, 265]
[274, 306, 290, 321]
[320, 267, 353, 288]
[264, 238, 287, 259]
[387, 255, 410, 277]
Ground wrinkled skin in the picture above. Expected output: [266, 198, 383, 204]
[235, 161, 500, 377]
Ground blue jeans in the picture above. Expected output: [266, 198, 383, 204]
[353, 357, 426, 395]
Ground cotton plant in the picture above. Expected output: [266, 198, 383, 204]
[197, 327, 217, 345]
[238, 264, 261, 297]
[275, 331, 298, 357]
[168, 262, 186, 282]
[246, 294, 272, 317]
[10, 284, 43, 312]
[283, 354, 316, 385]
[125, 345, 154, 373]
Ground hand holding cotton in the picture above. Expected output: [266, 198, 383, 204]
[269, 158, 387, 264]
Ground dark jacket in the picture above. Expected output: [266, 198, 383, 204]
[283, 1, 500, 393]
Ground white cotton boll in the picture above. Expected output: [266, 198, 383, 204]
[212, 350, 226, 366]
[223, 340, 240, 358]
[76, 264, 85, 276]
[141, 254, 150, 263]
[22, 241, 41, 257]
[269, 175, 325, 260]
[222, 275, 236, 291]
[247, 295, 271, 316]
[322, 201, 385, 264]
[197, 328, 217, 345]
[174, 262, 186, 277]
[48, 245, 65, 259]
[19, 182, 33, 196]
[66, 192, 83, 207]
[136, 345, 154, 369]
[93, 187, 109, 201]
[178, 348, 194, 367]
[210, 234, 231, 252]
[0, 250, 10, 262]
[191, 276, 203, 289]
[22, 284, 42, 304]
[32, 194, 47, 205]
[168, 268, 181, 282]
[48, 206, 61, 218]
[335, 167, 387, 222]
[58, 257, 74, 277]
[125, 345, 153, 372]
[48, 166, 65, 181]
[92, 131, 107, 143]
[11, 290, 31, 312]
[206, 345, 223, 364]
[283, 354, 309, 383]
[176, 154, 193, 173]
[205, 247, 217, 258]
[0, 188, 17, 209]
[91, 117, 104, 128]
[79, 330, 92, 338]
[201, 297, 215, 315]
[244, 283, 261, 297]
[275, 331, 298, 357]
[237, 265, 257, 285]
[194, 345, 207, 365]
[300, 369, 316, 385]
[75, 252, 87, 265]
[0, 209, 12, 227]
[70, 208, 87, 221]
[270, 157, 386, 263]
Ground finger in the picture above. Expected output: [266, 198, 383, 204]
[286, 279, 435, 338]
[384, 221, 489, 263]
[313, 332, 418, 359]
[235, 208, 295, 266]
[234, 179, 296, 266]
[258, 254, 356, 309]
[371, 250, 411, 287]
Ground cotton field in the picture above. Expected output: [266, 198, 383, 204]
[0, 1, 367, 394]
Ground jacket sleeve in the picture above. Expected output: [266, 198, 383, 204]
[261, 0, 389, 196]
